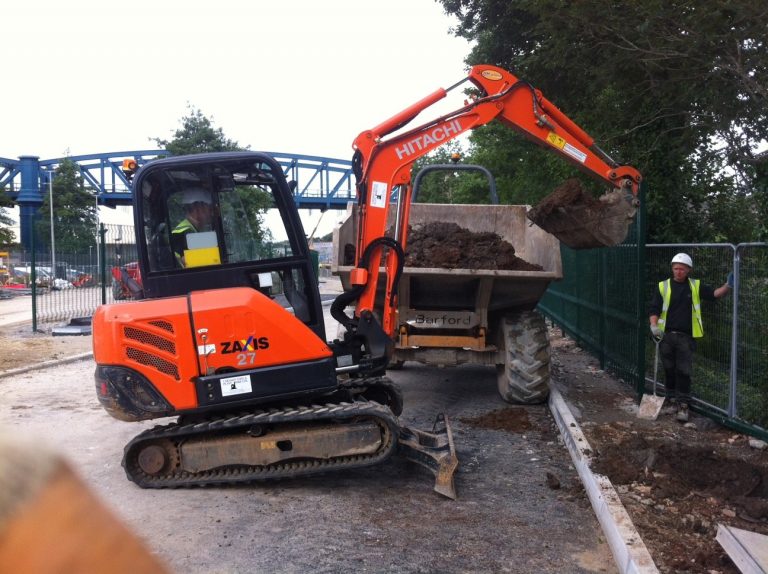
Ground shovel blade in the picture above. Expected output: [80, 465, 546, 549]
[637, 394, 665, 420]
[527, 181, 638, 250]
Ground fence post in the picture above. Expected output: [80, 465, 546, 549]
[599, 248, 606, 369]
[635, 183, 648, 399]
[99, 224, 107, 304]
[31, 223, 37, 332]
[728, 246, 740, 419]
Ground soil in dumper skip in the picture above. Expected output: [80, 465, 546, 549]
[403, 221, 542, 270]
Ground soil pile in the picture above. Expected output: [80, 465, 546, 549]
[404, 222, 542, 271]
[550, 331, 768, 573]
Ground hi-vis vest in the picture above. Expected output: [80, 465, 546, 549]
[171, 219, 197, 266]
[658, 278, 703, 338]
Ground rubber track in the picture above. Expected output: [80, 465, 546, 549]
[122, 399, 399, 488]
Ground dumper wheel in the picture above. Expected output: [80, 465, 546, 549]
[496, 310, 550, 404]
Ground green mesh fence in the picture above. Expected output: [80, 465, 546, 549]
[541, 229, 768, 438]
[734, 245, 768, 429]
[21, 223, 138, 325]
[538, 196, 645, 392]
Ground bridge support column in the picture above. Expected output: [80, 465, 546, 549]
[16, 156, 43, 251]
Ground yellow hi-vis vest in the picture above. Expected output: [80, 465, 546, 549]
[658, 278, 703, 338]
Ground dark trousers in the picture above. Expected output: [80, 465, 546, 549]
[660, 331, 695, 404]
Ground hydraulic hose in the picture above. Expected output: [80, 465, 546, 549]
[330, 237, 405, 329]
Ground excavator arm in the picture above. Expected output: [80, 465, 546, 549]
[333, 64, 641, 349]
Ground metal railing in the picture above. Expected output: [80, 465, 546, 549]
[540, 235, 768, 440]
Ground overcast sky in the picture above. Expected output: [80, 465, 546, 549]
[3, 1, 472, 161]
[3, 1, 472, 233]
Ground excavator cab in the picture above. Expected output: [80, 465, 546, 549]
[132, 152, 323, 337]
[94, 152, 337, 425]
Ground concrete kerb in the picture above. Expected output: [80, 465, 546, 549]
[548, 386, 659, 574]
[0, 352, 94, 380]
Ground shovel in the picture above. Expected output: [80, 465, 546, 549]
[637, 337, 665, 420]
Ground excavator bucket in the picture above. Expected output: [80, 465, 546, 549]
[527, 179, 639, 250]
[398, 414, 458, 499]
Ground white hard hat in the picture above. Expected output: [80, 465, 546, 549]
[181, 187, 212, 205]
[671, 253, 693, 268]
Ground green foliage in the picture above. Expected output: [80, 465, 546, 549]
[238, 186, 274, 246]
[439, 0, 768, 243]
[35, 158, 98, 253]
[153, 106, 246, 155]
[0, 189, 15, 246]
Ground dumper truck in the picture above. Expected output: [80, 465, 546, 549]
[333, 194, 562, 404]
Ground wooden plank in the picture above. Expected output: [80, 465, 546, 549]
[717, 524, 768, 574]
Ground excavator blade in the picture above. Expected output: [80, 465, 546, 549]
[527, 180, 639, 250]
[398, 414, 458, 499]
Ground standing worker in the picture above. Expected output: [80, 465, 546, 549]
[649, 253, 732, 422]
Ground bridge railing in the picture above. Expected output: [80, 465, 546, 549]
[1, 150, 356, 208]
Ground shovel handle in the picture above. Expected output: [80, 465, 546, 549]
[652, 339, 661, 397]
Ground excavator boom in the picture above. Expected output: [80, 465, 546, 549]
[343, 64, 642, 336]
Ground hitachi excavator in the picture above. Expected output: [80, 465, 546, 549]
[93, 64, 641, 499]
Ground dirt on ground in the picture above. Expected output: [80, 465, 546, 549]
[0, 324, 92, 371]
[550, 330, 768, 574]
[403, 221, 543, 271]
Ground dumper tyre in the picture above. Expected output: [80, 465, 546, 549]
[496, 310, 550, 404]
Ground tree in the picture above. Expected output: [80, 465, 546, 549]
[35, 158, 98, 254]
[153, 106, 245, 155]
[439, 0, 768, 243]
[0, 190, 15, 246]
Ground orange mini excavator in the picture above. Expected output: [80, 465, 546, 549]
[93, 65, 641, 498]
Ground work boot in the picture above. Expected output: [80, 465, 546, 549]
[676, 403, 689, 423]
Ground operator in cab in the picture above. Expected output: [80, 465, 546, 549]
[171, 187, 214, 266]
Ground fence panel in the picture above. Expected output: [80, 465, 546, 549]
[539, 213, 644, 390]
[21, 223, 137, 326]
[735, 245, 768, 428]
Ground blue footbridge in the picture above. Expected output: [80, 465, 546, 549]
[0, 150, 356, 249]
